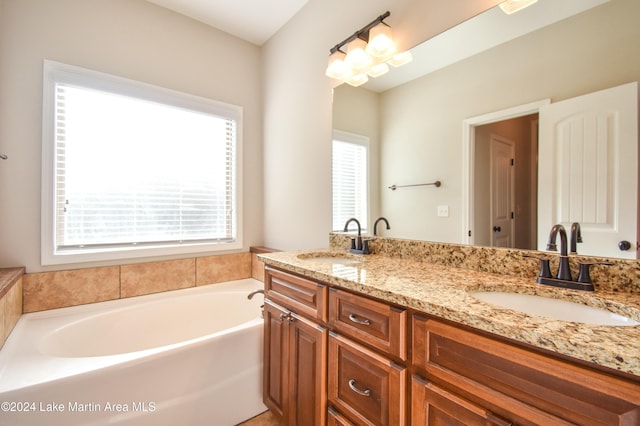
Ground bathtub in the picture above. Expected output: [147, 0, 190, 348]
[0, 278, 267, 426]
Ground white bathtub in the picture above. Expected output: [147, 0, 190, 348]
[0, 278, 267, 426]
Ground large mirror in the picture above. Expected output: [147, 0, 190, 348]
[332, 0, 640, 259]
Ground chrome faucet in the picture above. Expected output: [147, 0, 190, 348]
[373, 217, 390, 236]
[546, 224, 572, 281]
[343, 218, 370, 254]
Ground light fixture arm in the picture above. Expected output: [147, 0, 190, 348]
[329, 11, 391, 54]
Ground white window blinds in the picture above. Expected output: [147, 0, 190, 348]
[332, 131, 369, 231]
[42, 61, 242, 264]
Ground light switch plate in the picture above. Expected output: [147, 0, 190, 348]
[437, 205, 449, 217]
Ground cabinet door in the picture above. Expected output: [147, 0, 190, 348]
[412, 375, 513, 426]
[287, 312, 328, 426]
[328, 332, 406, 426]
[263, 300, 288, 420]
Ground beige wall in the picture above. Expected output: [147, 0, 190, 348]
[0, 0, 263, 272]
[261, 0, 501, 250]
[376, 0, 640, 244]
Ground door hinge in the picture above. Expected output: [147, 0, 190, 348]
[468, 230, 472, 237]
[511, 212, 514, 219]
[511, 158, 515, 166]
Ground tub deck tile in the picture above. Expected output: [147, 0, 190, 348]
[196, 253, 251, 285]
[23, 267, 120, 312]
[121, 258, 196, 297]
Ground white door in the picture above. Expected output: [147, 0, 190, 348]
[490, 135, 515, 248]
[538, 82, 638, 259]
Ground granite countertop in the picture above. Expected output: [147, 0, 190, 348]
[259, 250, 640, 377]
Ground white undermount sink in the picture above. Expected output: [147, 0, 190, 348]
[472, 291, 639, 326]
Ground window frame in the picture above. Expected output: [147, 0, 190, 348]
[41, 60, 243, 265]
[332, 130, 370, 233]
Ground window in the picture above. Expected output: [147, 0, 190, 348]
[332, 130, 369, 232]
[41, 61, 242, 265]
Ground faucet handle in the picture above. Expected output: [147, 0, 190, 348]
[576, 261, 613, 284]
[524, 254, 556, 277]
[524, 254, 553, 278]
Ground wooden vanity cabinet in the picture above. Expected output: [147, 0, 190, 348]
[328, 332, 406, 425]
[412, 315, 640, 426]
[264, 264, 640, 426]
[263, 267, 328, 426]
[327, 288, 408, 425]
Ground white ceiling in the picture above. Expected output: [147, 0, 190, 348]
[146, 0, 309, 45]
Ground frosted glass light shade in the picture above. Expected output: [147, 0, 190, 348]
[387, 50, 413, 67]
[365, 22, 396, 60]
[325, 50, 352, 80]
[345, 72, 368, 87]
[345, 38, 372, 72]
[367, 62, 389, 78]
[499, 0, 538, 15]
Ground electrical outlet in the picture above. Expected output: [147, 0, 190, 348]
[437, 205, 449, 217]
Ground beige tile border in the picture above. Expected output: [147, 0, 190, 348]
[20, 252, 260, 313]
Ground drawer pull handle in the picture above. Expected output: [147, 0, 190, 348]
[348, 313, 371, 325]
[348, 379, 371, 397]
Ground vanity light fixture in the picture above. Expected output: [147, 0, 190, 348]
[325, 11, 412, 87]
[345, 37, 373, 72]
[499, 0, 538, 15]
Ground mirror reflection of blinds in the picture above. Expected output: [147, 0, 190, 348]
[332, 138, 368, 231]
[53, 83, 237, 250]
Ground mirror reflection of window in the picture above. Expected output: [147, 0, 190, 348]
[332, 131, 369, 232]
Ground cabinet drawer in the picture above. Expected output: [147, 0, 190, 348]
[329, 288, 406, 360]
[328, 332, 406, 426]
[327, 407, 356, 426]
[412, 375, 517, 426]
[265, 266, 327, 323]
[412, 316, 640, 426]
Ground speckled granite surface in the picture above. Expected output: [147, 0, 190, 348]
[259, 249, 640, 377]
[330, 233, 640, 294]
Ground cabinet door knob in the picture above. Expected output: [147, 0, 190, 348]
[279, 313, 295, 323]
[348, 379, 371, 397]
[348, 313, 371, 325]
[619, 240, 632, 251]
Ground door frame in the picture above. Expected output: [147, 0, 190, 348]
[462, 99, 550, 245]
